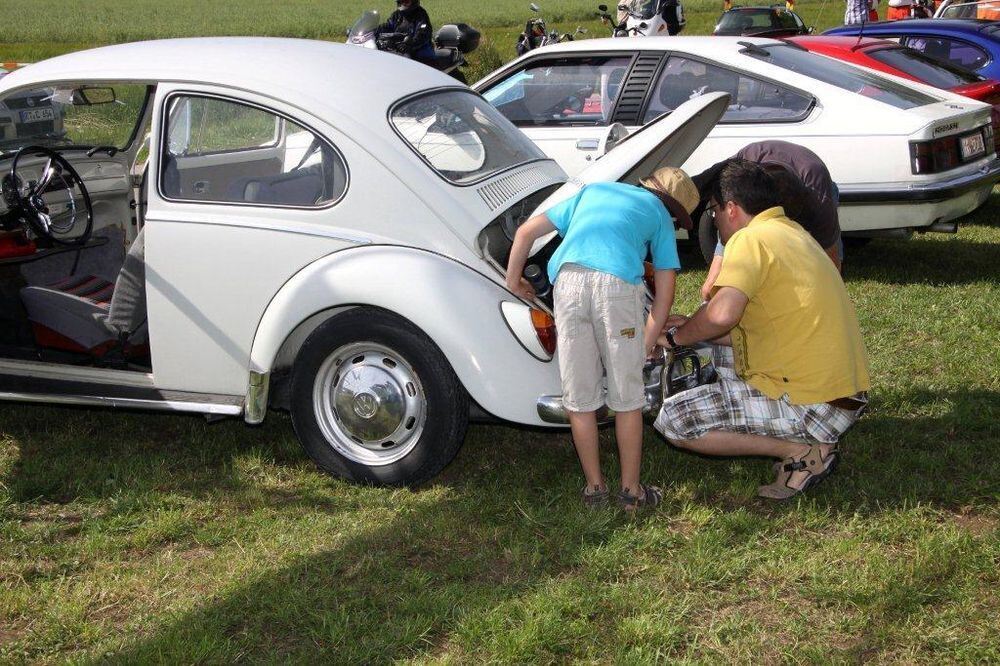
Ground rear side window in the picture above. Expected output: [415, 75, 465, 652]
[481, 56, 633, 127]
[902, 36, 990, 72]
[160, 94, 347, 207]
[869, 46, 984, 88]
[643, 56, 813, 124]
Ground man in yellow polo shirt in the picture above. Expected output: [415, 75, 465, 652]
[654, 160, 870, 499]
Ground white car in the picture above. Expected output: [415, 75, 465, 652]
[474, 36, 1000, 243]
[0, 65, 63, 147]
[0, 38, 724, 486]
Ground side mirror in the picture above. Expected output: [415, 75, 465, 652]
[74, 86, 116, 106]
[807, 25, 815, 33]
[530, 2, 541, 11]
[599, 3, 609, 9]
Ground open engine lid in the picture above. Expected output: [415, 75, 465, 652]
[526, 91, 730, 235]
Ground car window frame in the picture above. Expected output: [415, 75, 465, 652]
[156, 89, 349, 211]
[639, 51, 817, 126]
[476, 52, 641, 129]
[899, 33, 993, 72]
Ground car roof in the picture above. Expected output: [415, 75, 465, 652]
[515, 35, 787, 56]
[828, 18, 998, 34]
[0, 38, 461, 119]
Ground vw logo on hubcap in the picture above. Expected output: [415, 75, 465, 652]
[353, 392, 379, 419]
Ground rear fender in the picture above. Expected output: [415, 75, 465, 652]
[249, 245, 562, 425]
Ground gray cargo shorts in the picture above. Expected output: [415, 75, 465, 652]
[554, 264, 646, 413]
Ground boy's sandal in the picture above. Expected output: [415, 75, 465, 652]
[617, 484, 663, 511]
[581, 484, 610, 508]
[758, 445, 839, 500]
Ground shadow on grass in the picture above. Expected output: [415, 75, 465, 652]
[844, 236, 1000, 286]
[0, 386, 991, 660]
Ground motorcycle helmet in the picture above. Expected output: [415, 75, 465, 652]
[396, 0, 421, 14]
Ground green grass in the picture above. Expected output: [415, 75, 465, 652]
[2, 1, 999, 662]
[2, 199, 998, 663]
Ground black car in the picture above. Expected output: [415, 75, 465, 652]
[713, 6, 812, 37]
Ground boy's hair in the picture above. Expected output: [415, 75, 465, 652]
[761, 163, 814, 224]
[715, 159, 780, 216]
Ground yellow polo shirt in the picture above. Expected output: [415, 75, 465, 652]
[713, 207, 870, 404]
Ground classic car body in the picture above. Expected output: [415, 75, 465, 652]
[0, 38, 724, 486]
[474, 36, 1000, 238]
[824, 19, 1000, 81]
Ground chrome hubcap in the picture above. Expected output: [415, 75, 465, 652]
[312, 342, 426, 465]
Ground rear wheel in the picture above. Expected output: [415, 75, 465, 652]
[289, 307, 468, 486]
[697, 210, 718, 265]
[450, 69, 468, 85]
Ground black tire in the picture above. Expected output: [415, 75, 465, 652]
[289, 307, 469, 486]
[697, 210, 718, 265]
[450, 69, 468, 85]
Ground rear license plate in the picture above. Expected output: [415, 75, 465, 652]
[19, 108, 54, 123]
[960, 131, 986, 160]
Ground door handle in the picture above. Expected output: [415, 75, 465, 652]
[576, 139, 600, 151]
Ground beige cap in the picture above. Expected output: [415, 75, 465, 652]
[641, 167, 700, 214]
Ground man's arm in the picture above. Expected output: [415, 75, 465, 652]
[505, 214, 556, 299]
[659, 286, 749, 347]
[643, 269, 676, 355]
[700, 253, 724, 302]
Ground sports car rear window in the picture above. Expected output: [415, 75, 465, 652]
[746, 44, 940, 109]
[869, 47, 984, 88]
[391, 89, 546, 186]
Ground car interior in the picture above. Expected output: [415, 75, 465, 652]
[0, 82, 347, 375]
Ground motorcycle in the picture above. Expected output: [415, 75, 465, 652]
[345, 10, 481, 83]
[516, 3, 588, 57]
[598, 0, 686, 37]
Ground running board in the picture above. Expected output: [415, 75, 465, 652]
[0, 373, 244, 416]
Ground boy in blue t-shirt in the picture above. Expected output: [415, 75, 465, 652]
[505, 168, 700, 510]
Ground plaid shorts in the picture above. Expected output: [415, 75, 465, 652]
[654, 345, 866, 444]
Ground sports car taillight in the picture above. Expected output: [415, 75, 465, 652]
[909, 125, 995, 175]
[530, 308, 557, 354]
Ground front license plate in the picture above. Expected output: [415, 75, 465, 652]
[960, 131, 986, 160]
[19, 108, 54, 123]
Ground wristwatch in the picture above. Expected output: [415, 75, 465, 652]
[665, 326, 680, 349]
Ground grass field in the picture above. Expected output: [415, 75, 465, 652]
[3, 0, 1000, 663]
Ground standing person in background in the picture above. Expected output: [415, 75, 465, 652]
[505, 169, 700, 511]
[845, 0, 871, 23]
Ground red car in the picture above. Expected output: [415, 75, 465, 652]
[789, 35, 1000, 150]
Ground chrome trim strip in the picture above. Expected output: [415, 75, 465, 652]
[0, 391, 242, 415]
[0, 358, 155, 387]
[537, 395, 615, 425]
[244, 370, 270, 425]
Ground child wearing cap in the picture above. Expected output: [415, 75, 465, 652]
[505, 168, 700, 509]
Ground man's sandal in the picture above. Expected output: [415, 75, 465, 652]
[581, 484, 610, 508]
[758, 445, 839, 500]
[617, 484, 663, 511]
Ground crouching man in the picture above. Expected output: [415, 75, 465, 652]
[654, 160, 871, 499]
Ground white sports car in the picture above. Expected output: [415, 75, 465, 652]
[474, 36, 1000, 242]
[0, 38, 724, 486]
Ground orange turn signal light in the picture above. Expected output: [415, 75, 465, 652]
[530, 308, 557, 355]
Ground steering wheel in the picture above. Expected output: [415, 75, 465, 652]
[8, 146, 93, 246]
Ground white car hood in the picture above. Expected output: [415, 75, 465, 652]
[527, 91, 730, 221]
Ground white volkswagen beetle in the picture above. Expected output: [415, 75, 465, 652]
[474, 36, 1000, 244]
[0, 38, 726, 486]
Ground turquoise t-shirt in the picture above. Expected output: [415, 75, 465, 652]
[544, 182, 681, 285]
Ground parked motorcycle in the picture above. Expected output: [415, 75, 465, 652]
[598, 0, 686, 37]
[345, 10, 481, 83]
[516, 3, 588, 57]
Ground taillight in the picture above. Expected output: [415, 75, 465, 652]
[530, 308, 557, 355]
[909, 125, 993, 175]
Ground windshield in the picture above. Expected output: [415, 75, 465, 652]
[392, 89, 547, 185]
[869, 46, 984, 88]
[348, 10, 380, 40]
[0, 83, 149, 156]
[746, 44, 940, 109]
[622, 0, 659, 19]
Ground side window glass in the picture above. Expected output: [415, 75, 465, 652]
[481, 56, 633, 127]
[643, 56, 812, 124]
[160, 95, 347, 207]
[904, 37, 989, 71]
